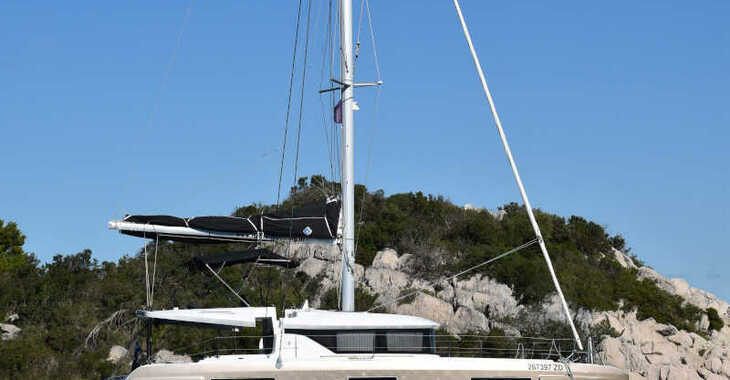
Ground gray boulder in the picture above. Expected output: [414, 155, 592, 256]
[298, 257, 328, 278]
[372, 248, 399, 270]
[396, 293, 454, 327]
[613, 248, 638, 269]
[0, 323, 20, 341]
[153, 349, 192, 363]
[448, 306, 489, 333]
[107, 345, 128, 364]
[364, 267, 409, 300]
[452, 274, 522, 320]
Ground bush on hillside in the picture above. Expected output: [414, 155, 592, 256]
[707, 307, 725, 332]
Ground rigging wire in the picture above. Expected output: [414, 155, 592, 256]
[353, 85, 380, 256]
[332, 0, 342, 192]
[276, 0, 304, 208]
[143, 233, 150, 308]
[318, 0, 336, 185]
[146, 0, 194, 126]
[355, 0, 366, 60]
[352, 0, 382, 258]
[363, 0, 382, 80]
[119, 0, 193, 219]
[366, 238, 539, 312]
[291, 0, 313, 188]
[279, 0, 314, 305]
[150, 235, 159, 306]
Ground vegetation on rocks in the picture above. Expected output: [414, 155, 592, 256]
[707, 307, 725, 332]
[277, 177, 704, 333]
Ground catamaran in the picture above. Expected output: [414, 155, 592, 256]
[108, 1, 628, 380]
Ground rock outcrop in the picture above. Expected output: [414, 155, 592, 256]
[1, 313, 21, 341]
[285, 243, 729, 380]
[594, 308, 730, 380]
[586, 250, 730, 380]
[1, 323, 21, 341]
[290, 244, 524, 333]
[637, 266, 729, 319]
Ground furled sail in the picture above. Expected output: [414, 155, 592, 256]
[108, 198, 340, 244]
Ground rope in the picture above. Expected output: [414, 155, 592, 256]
[146, 0, 193, 125]
[150, 235, 159, 306]
[363, 0, 381, 81]
[127, 0, 194, 220]
[352, 0, 381, 258]
[355, 0, 366, 60]
[367, 238, 539, 312]
[353, 85, 379, 256]
[318, 0, 337, 185]
[284, 0, 313, 261]
[143, 232, 150, 308]
[205, 264, 250, 307]
[291, 0, 312, 189]
[332, 0, 340, 192]
[450, 238, 538, 279]
[276, 0, 304, 208]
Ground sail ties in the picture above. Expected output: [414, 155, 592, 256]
[366, 238, 539, 312]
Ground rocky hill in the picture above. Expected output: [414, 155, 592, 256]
[1, 177, 728, 379]
[281, 241, 730, 380]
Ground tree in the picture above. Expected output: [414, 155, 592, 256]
[0, 219, 28, 271]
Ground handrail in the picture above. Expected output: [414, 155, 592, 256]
[164, 333, 600, 363]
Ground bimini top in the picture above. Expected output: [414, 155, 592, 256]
[282, 309, 439, 330]
[138, 307, 277, 329]
[108, 198, 341, 244]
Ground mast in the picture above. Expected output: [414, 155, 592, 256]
[339, 0, 356, 312]
[452, 0, 584, 350]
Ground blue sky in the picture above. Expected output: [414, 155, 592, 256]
[1, 1, 728, 301]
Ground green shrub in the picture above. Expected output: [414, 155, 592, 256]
[707, 307, 725, 332]
[590, 318, 621, 338]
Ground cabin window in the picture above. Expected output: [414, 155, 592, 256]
[472, 378, 531, 380]
[350, 377, 397, 380]
[386, 330, 423, 352]
[287, 329, 435, 354]
[337, 332, 375, 352]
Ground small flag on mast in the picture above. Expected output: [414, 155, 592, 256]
[334, 100, 343, 124]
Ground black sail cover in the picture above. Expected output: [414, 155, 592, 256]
[119, 199, 340, 243]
